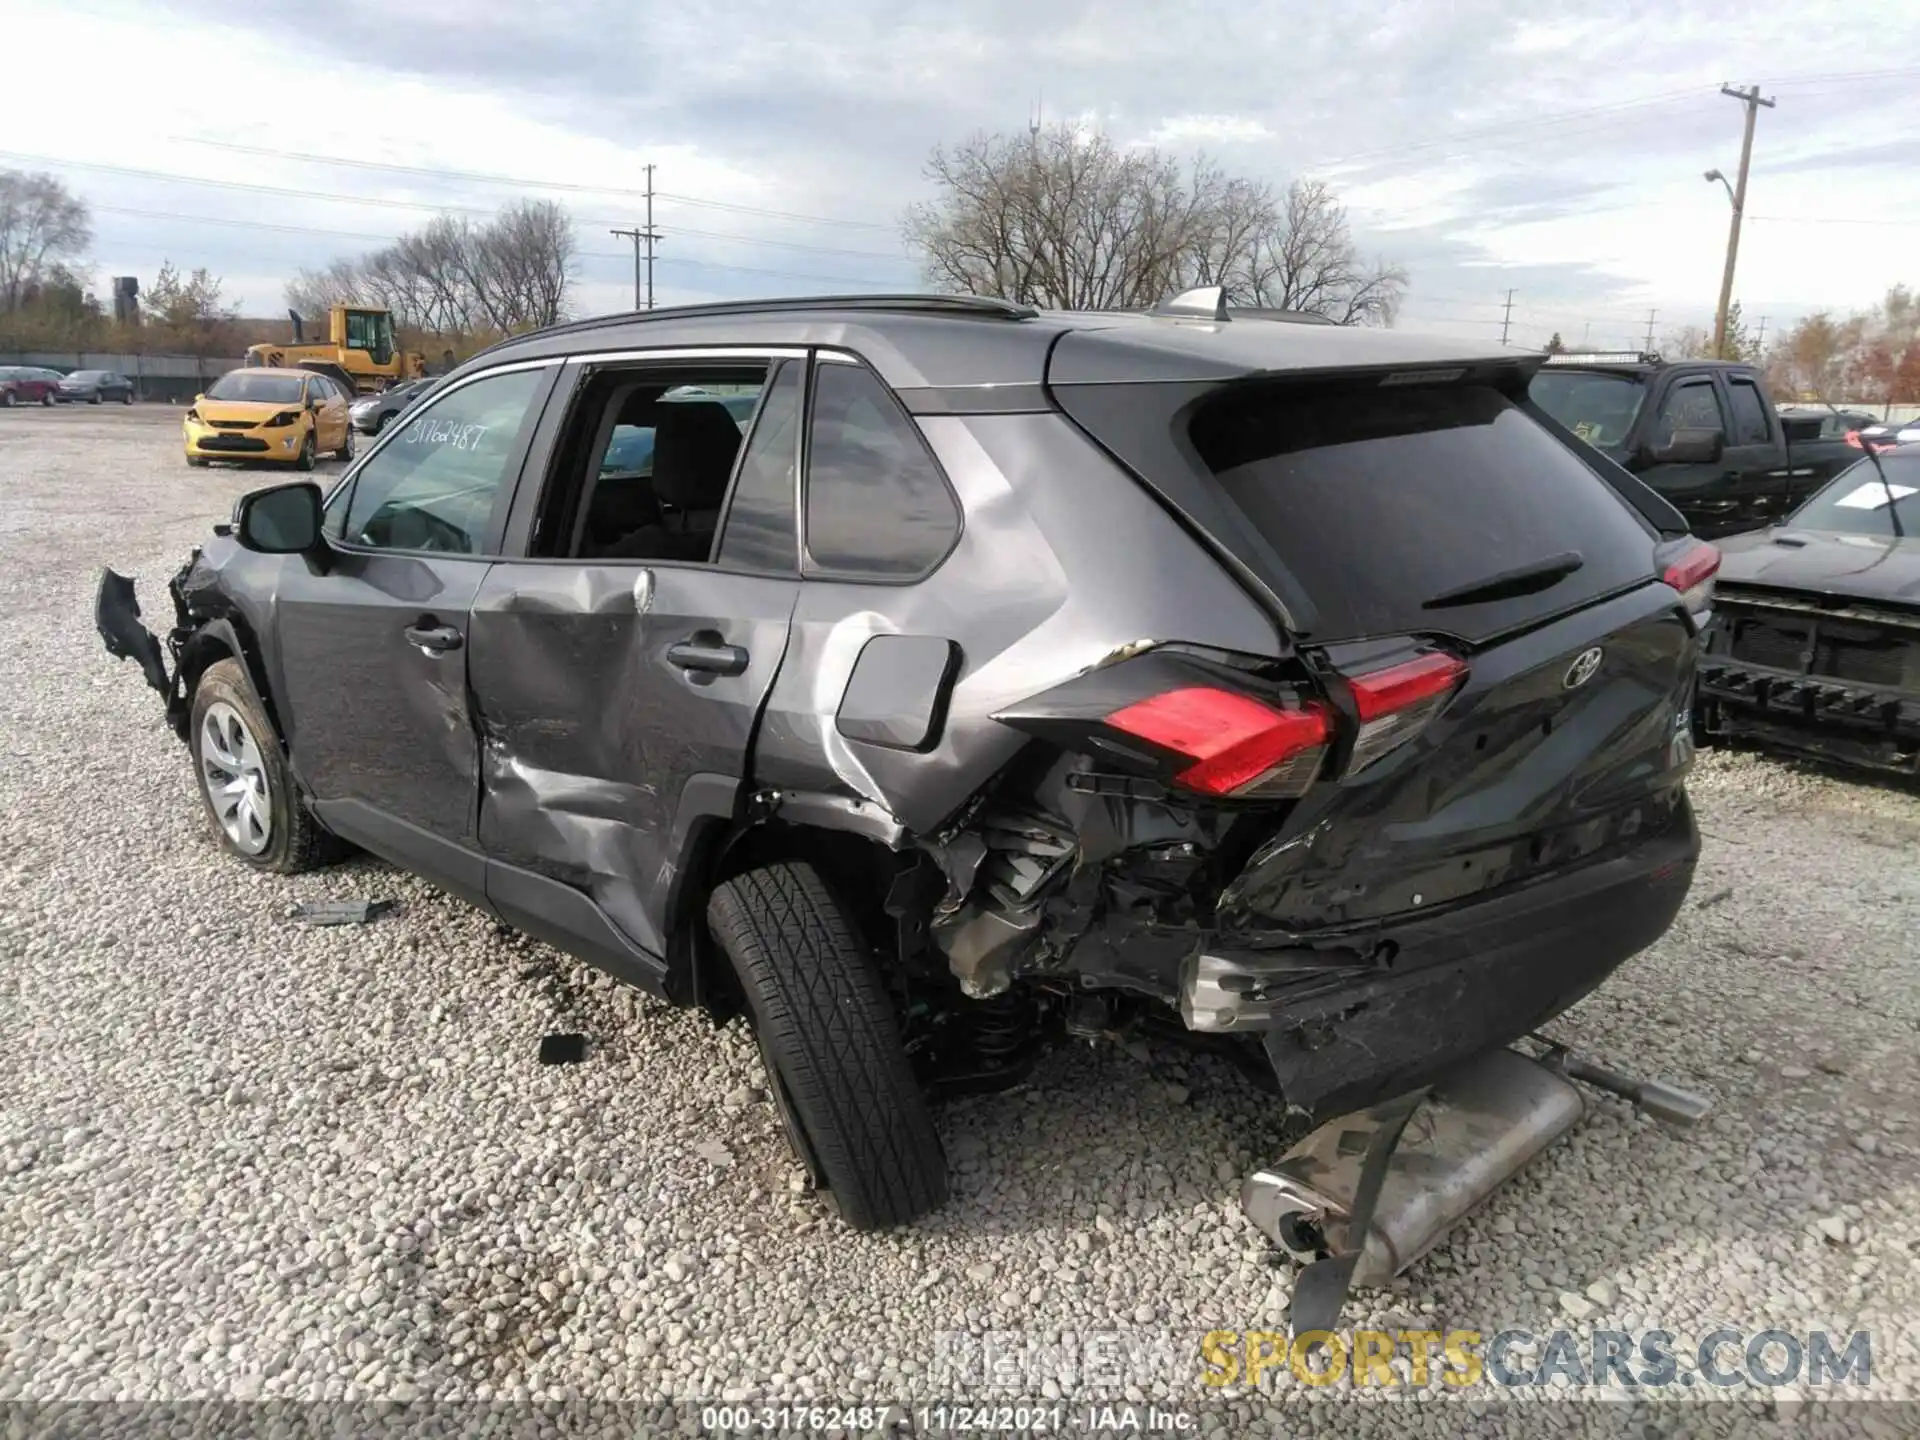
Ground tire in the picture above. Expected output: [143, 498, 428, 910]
[186, 455, 209, 468]
[295, 433, 315, 471]
[122, 391, 134, 405]
[89, 392, 102, 405]
[706, 863, 948, 1230]
[188, 659, 329, 873]
[336, 424, 354, 462]
[1, 391, 13, 407]
[41, 392, 54, 407]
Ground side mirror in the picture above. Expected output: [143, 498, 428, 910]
[234, 481, 324, 554]
[193, 393, 205, 405]
[1651, 427, 1724, 465]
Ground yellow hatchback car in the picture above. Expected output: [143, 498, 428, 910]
[184, 368, 354, 470]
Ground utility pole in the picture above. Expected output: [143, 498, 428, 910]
[1643, 308, 1657, 352]
[1500, 288, 1515, 345]
[608, 164, 662, 312]
[1754, 315, 1768, 352]
[1712, 84, 1775, 359]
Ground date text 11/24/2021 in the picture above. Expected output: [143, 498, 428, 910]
[700, 1403, 1199, 1433]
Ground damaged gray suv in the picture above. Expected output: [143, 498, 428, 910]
[97, 291, 1715, 1233]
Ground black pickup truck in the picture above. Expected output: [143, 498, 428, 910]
[1529, 354, 1859, 539]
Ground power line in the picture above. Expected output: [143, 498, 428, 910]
[169, 136, 896, 231]
[85, 203, 892, 289]
[0, 151, 916, 263]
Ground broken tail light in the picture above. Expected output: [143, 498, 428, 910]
[1661, 539, 1720, 617]
[1339, 651, 1468, 773]
[1107, 687, 1332, 798]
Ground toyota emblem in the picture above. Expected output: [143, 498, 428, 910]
[1563, 647, 1604, 690]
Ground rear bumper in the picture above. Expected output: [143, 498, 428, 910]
[1189, 799, 1698, 1118]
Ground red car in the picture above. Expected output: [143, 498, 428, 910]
[0, 367, 63, 406]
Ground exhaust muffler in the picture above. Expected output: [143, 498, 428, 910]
[1243, 1047, 1586, 1289]
[1244, 1044, 1712, 1325]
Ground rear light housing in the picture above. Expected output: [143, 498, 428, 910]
[1340, 651, 1468, 772]
[1661, 539, 1719, 617]
[1107, 687, 1332, 798]
[996, 643, 1471, 802]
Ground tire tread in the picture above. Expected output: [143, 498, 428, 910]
[707, 863, 947, 1229]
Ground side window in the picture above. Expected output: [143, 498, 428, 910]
[342, 367, 546, 554]
[533, 366, 771, 562]
[715, 362, 802, 572]
[803, 360, 960, 579]
[1725, 378, 1772, 446]
[1654, 379, 1727, 446]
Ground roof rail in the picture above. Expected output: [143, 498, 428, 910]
[1232, 307, 1339, 326]
[458, 292, 1037, 366]
[1542, 350, 1663, 366]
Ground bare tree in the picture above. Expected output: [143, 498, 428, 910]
[285, 258, 364, 321]
[1217, 180, 1406, 324]
[456, 200, 575, 332]
[904, 126, 1406, 323]
[290, 200, 575, 348]
[0, 169, 92, 313]
[906, 126, 1257, 311]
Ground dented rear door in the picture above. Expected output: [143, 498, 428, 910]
[464, 563, 798, 958]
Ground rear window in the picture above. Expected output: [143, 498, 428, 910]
[1189, 383, 1657, 642]
[1789, 456, 1920, 539]
[1527, 370, 1646, 449]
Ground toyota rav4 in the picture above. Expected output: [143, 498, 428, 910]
[96, 291, 1714, 1230]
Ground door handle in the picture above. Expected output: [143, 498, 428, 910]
[403, 621, 464, 655]
[667, 638, 749, 676]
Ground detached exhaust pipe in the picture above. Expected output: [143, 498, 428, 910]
[1243, 1044, 1710, 1329]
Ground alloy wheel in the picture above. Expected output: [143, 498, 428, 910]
[198, 701, 273, 855]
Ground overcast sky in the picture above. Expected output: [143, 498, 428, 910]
[4, 0, 1917, 351]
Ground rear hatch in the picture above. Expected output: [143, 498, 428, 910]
[1047, 342, 1700, 933]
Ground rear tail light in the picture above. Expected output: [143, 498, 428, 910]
[1662, 539, 1720, 616]
[1106, 686, 1332, 798]
[1340, 651, 1468, 772]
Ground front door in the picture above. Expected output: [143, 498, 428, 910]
[466, 353, 807, 962]
[274, 362, 559, 894]
[1638, 371, 1739, 533]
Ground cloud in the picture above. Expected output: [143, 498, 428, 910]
[7, 0, 1917, 330]
[1144, 115, 1275, 148]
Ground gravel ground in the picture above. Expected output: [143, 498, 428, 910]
[2, 405, 1917, 1435]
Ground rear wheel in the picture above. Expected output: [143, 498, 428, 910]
[706, 862, 948, 1230]
[189, 660, 329, 873]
